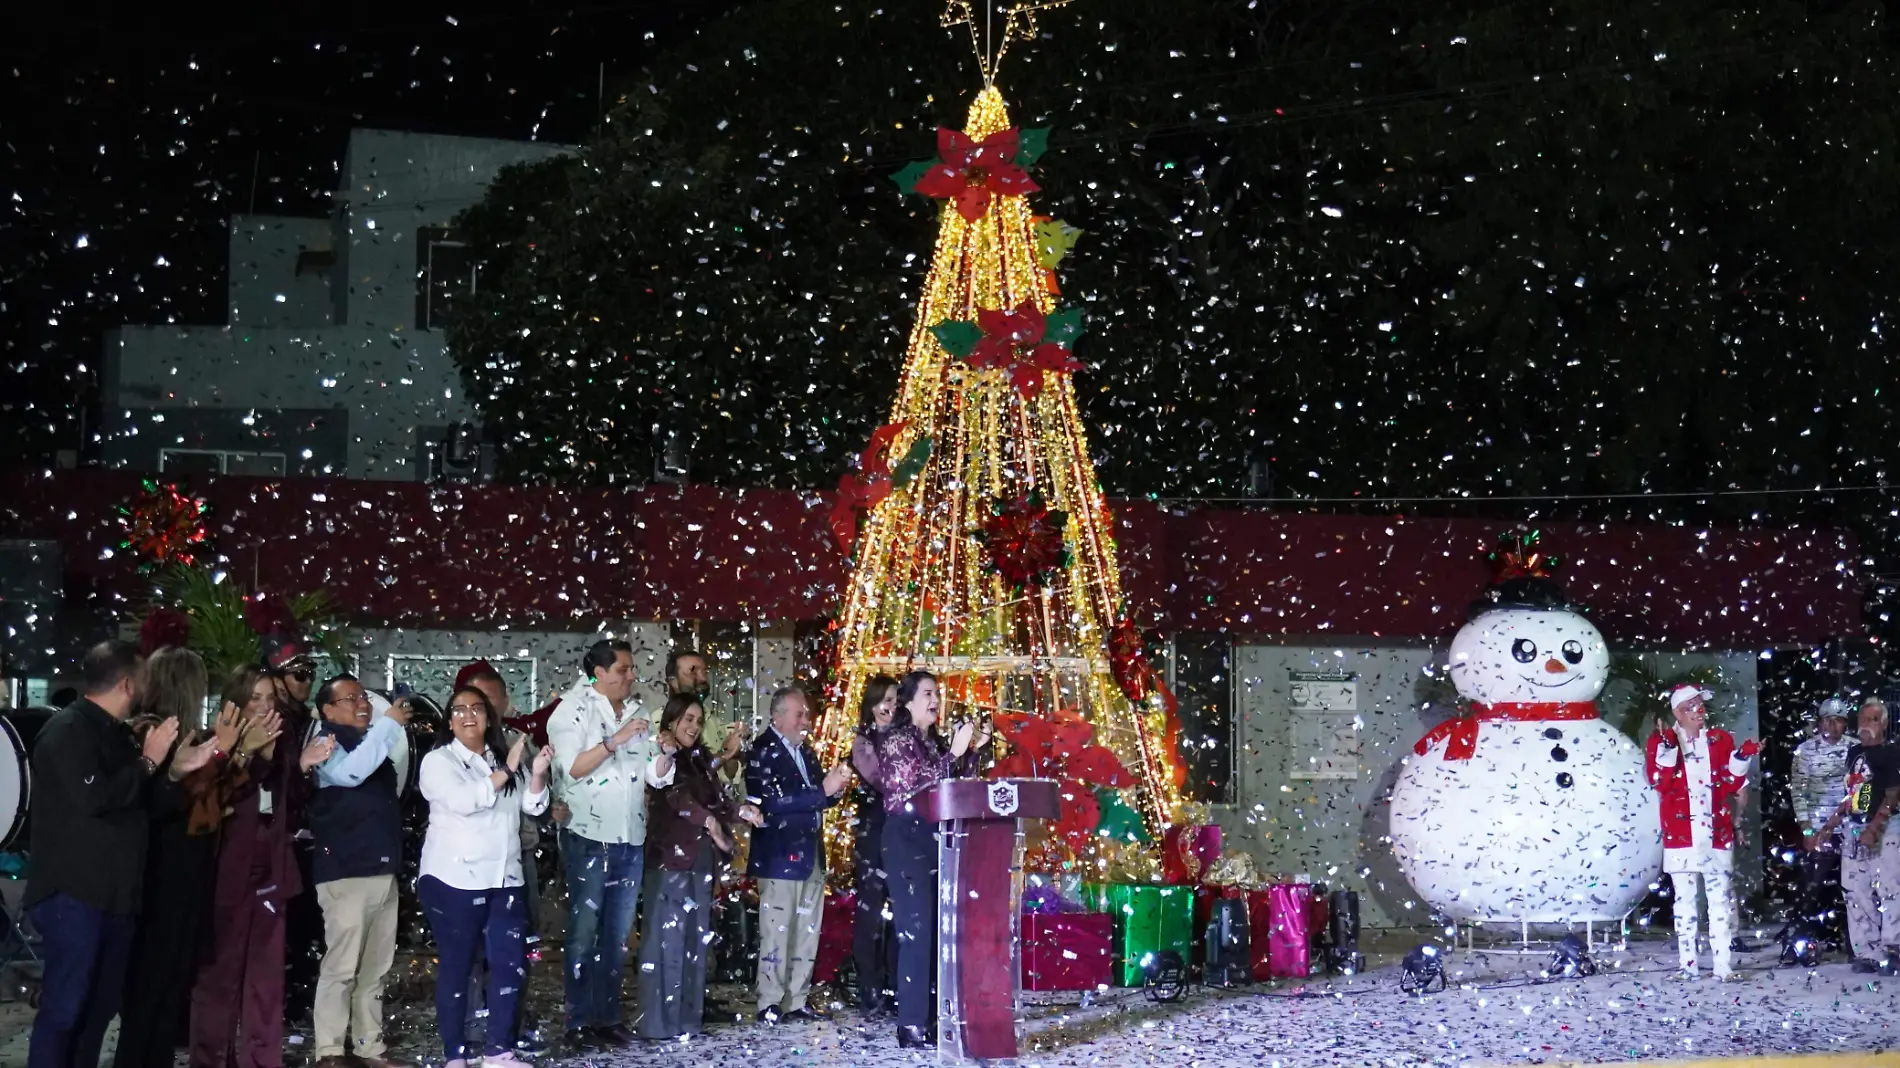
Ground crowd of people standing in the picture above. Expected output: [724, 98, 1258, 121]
[21, 632, 992, 1068]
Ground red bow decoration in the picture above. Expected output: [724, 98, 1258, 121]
[1488, 529, 1559, 581]
[1109, 617, 1188, 792]
[830, 422, 909, 550]
[118, 480, 209, 570]
[1412, 701, 1600, 761]
[911, 127, 1041, 222]
[988, 708, 1136, 850]
[975, 494, 1070, 589]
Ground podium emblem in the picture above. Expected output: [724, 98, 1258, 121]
[988, 780, 1019, 816]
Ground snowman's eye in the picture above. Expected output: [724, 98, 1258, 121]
[1511, 639, 1537, 663]
[1561, 640, 1585, 664]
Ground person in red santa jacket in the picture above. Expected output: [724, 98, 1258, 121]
[1645, 683, 1759, 979]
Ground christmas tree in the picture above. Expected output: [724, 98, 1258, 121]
[818, 67, 1188, 868]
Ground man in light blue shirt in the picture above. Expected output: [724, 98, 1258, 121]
[306, 677, 411, 1068]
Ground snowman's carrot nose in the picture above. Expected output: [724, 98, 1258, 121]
[1544, 658, 1568, 673]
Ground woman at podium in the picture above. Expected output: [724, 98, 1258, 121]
[872, 671, 991, 1049]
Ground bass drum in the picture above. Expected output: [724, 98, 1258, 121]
[0, 713, 34, 851]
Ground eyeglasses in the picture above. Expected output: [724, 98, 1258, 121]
[287, 668, 315, 683]
[449, 703, 486, 718]
[326, 693, 370, 707]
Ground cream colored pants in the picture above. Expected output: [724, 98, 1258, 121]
[1842, 823, 1900, 961]
[314, 874, 400, 1058]
[756, 866, 826, 1014]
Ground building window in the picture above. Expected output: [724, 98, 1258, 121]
[158, 448, 288, 477]
[417, 226, 475, 331]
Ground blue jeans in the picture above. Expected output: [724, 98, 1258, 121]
[559, 829, 642, 1029]
[27, 893, 135, 1068]
[418, 876, 528, 1061]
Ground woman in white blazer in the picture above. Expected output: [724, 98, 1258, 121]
[418, 686, 552, 1068]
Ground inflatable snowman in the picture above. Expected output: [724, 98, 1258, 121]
[1388, 545, 1662, 924]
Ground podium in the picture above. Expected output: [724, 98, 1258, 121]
[922, 777, 1060, 1062]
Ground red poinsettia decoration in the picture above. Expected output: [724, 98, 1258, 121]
[1487, 528, 1559, 581]
[242, 591, 298, 639]
[932, 300, 1085, 399]
[910, 127, 1041, 221]
[988, 709, 1136, 850]
[138, 607, 192, 656]
[975, 494, 1070, 589]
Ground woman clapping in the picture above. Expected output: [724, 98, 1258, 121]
[418, 686, 552, 1068]
[637, 695, 763, 1040]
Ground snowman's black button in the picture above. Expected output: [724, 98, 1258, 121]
[1555, 772, 1575, 788]
[1543, 728, 1564, 740]
[1550, 746, 1569, 762]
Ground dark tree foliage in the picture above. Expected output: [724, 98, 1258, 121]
[449, 0, 1898, 547]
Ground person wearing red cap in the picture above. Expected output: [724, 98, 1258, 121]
[1646, 683, 1758, 979]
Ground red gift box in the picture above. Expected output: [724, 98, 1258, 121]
[812, 891, 856, 985]
[1022, 912, 1113, 991]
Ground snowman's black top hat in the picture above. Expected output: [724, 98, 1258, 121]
[1468, 530, 1574, 618]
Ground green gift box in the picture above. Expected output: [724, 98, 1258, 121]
[1081, 883, 1195, 986]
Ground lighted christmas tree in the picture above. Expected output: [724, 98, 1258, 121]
[818, 8, 1188, 870]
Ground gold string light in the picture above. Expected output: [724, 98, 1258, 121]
[819, 82, 1186, 877]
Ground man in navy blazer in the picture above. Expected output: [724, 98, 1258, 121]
[745, 686, 851, 1022]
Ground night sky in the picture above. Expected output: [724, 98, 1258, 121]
[2, 1, 730, 466]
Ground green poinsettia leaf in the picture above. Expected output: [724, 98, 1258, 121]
[891, 436, 934, 487]
[890, 159, 934, 194]
[1044, 307, 1086, 346]
[931, 320, 983, 358]
[1015, 127, 1051, 167]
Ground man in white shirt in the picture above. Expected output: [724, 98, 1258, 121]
[546, 639, 653, 1051]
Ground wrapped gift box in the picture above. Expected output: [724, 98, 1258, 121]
[812, 890, 856, 985]
[1246, 884, 1314, 979]
[1082, 883, 1195, 986]
[1022, 912, 1113, 991]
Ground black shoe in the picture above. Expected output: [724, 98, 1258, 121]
[780, 1006, 829, 1022]
[1853, 958, 1879, 973]
[592, 1023, 637, 1048]
[513, 1033, 550, 1056]
[1730, 937, 1760, 952]
[563, 1028, 603, 1051]
[896, 1025, 936, 1049]
[757, 1007, 781, 1025]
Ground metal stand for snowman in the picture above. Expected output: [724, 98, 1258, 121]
[1388, 536, 1664, 961]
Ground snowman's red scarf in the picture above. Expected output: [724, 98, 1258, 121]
[1412, 702, 1600, 761]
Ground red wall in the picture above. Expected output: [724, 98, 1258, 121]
[0, 470, 1861, 648]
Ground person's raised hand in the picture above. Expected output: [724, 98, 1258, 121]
[531, 744, 554, 779]
[170, 735, 220, 777]
[737, 803, 765, 828]
[951, 720, 976, 758]
[141, 718, 180, 766]
[300, 734, 336, 772]
[507, 734, 529, 773]
[213, 702, 244, 754]
[1655, 717, 1678, 747]
[241, 708, 283, 754]
[822, 763, 852, 797]
[384, 697, 413, 728]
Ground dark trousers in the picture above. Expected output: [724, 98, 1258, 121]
[1800, 842, 1847, 943]
[27, 893, 135, 1068]
[882, 814, 938, 1031]
[419, 876, 527, 1061]
[189, 854, 287, 1068]
[851, 855, 897, 1010]
[116, 831, 217, 1068]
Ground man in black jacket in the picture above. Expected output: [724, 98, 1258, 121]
[26, 640, 215, 1068]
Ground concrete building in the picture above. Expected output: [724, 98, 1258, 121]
[101, 129, 573, 480]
